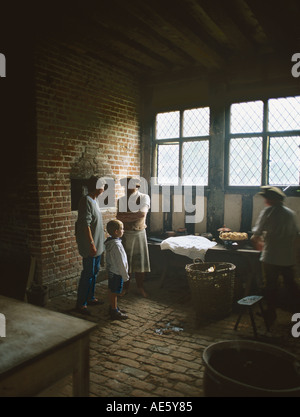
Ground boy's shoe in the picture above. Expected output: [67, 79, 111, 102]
[110, 308, 128, 320]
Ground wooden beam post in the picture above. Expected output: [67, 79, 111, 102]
[207, 90, 226, 237]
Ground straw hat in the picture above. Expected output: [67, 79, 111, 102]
[258, 186, 286, 201]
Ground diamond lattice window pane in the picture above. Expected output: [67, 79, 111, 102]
[157, 144, 179, 184]
[182, 141, 209, 185]
[269, 136, 300, 185]
[229, 137, 262, 185]
[230, 101, 263, 134]
[268, 96, 300, 131]
[156, 111, 180, 139]
[183, 107, 210, 137]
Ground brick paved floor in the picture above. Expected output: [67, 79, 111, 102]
[39, 271, 300, 397]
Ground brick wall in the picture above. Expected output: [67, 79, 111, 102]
[35, 40, 141, 297]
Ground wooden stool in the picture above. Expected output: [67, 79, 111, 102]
[234, 295, 269, 338]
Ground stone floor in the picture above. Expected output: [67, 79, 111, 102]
[39, 270, 300, 398]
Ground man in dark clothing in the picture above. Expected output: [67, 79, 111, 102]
[251, 186, 300, 326]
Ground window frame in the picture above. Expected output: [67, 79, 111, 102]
[151, 95, 300, 197]
[225, 96, 300, 194]
[152, 108, 211, 186]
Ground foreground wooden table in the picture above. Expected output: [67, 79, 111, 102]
[0, 295, 97, 397]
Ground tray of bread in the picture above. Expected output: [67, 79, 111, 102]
[219, 232, 248, 241]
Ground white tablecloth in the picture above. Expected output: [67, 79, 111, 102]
[160, 235, 217, 260]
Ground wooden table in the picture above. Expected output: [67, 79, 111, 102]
[0, 296, 97, 397]
[152, 240, 262, 299]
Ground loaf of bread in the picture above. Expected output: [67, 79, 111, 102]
[220, 232, 248, 241]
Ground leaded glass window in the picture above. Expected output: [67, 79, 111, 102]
[228, 96, 300, 186]
[154, 107, 210, 185]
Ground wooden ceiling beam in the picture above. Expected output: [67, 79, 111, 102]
[34, 0, 300, 79]
[41, 13, 160, 76]
[114, 0, 224, 69]
[180, 0, 235, 49]
[88, 29, 172, 72]
[57, 14, 170, 73]
[86, 1, 196, 70]
[193, 0, 255, 53]
[226, 0, 270, 51]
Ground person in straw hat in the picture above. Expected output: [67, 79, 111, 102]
[251, 186, 300, 327]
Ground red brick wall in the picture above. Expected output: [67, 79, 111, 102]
[35, 40, 141, 297]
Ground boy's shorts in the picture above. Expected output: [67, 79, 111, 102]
[108, 272, 123, 294]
